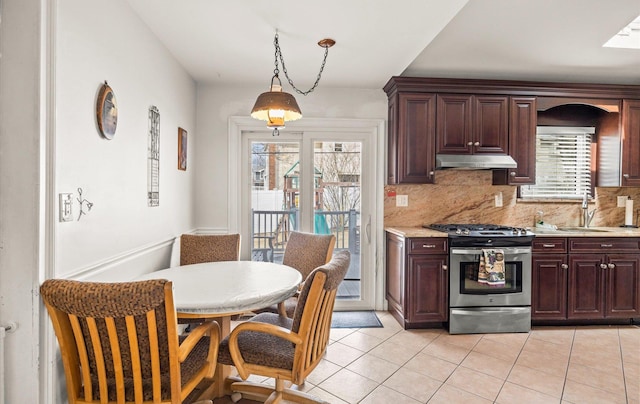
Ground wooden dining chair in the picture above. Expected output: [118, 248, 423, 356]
[255, 231, 336, 318]
[217, 250, 350, 404]
[40, 278, 220, 404]
[180, 233, 241, 265]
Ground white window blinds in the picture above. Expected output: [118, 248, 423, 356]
[520, 126, 595, 199]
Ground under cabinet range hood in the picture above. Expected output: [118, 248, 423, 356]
[435, 154, 518, 169]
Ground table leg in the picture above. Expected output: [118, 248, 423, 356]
[213, 316, 231, 398]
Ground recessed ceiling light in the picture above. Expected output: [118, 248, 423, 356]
[603, 14, 640, 49]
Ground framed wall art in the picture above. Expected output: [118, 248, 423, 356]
[96, 81, 118, 139]
[178, 127, 187, 171]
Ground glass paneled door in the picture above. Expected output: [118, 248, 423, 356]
[243, 130, 374, 310]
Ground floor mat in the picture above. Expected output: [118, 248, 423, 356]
[330, 311, 382, 328]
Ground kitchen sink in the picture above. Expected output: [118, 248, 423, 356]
[556, 227, 609, 233]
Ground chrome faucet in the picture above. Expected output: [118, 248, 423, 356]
[582, 192, 596, 228]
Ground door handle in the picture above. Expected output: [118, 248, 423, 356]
[366, 215, 371, 244]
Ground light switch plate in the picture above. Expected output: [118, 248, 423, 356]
[396, 195, 408, 207]
[59, 193, 73, 222]
[618, 196, 628, 207]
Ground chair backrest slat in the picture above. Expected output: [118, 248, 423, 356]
[68, 314, 93, 401]
[86, 317, 109, 403]
[125, 316, 144, 403]
[146, 309, 162, 402]
[104, 317, 125, 403]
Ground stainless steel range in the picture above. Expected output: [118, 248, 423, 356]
[426, 224, 535, 334]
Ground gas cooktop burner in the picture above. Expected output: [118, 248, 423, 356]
[425, 223, 532, 237]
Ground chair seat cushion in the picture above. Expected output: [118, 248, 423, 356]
[218, 313, 295, 371]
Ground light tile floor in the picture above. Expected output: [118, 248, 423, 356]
[213, 312, 640, 404]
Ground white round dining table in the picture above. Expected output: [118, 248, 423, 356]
[136, 260, 302, 317]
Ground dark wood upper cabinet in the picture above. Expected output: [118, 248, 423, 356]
[387, 93, 436, 184]
[436, 94, 508, 155]
[383, 77, 640, 185]
[436, 94, 472, 154]
[622, 99, 640, 186]
[507, 97, 537, 184]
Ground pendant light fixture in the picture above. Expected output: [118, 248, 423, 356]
[251, 32, 335, 135]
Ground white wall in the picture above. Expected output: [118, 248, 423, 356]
[56, 0, 197, 280]
[194, 84, 387, 231]
[0, 0, 44, 402]
[0, 0, 199, 402]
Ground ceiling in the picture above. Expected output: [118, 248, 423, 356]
[127, 0, 640, 90]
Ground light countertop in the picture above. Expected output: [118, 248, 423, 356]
[385, 226, 640, 238]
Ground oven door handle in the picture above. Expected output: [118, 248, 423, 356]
[450, 248, 532, 255]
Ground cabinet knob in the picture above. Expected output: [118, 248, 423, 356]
[561, 264, 568, 270]
[607, 263, 616, 269]
[467, 142, 473, 146]
[422, 244, 436, 248]
[600, 244, 613, 248]
[600, 263, 608, 269]
[474, 141, 480, 146]
[542, 244, 556, 248]
[443, 265, 448, 271]
[623, 174, 630, 178]
[509, 171, 516, 177]
[429, 171, 434, 176]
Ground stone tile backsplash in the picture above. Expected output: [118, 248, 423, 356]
[384, 170, 640, 229]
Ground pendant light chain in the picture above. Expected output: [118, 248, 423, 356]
[274, 32, 330, 96]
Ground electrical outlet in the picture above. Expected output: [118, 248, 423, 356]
[495, 192, 503, 207]
[396, 195, 408, 207]
[59, 193, 73, 222]
[618, 196, 628, 207]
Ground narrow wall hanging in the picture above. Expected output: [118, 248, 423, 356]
[178, 127, 187, 171]
[148, 106, 160, 207]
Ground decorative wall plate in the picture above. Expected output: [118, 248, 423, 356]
[96, 81, 118, 139]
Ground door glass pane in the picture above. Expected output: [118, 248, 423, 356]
[314, 141, 362, 301]
[250, 141, 300, 263]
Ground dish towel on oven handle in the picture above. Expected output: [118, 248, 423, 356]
[479, 249, 506, 287]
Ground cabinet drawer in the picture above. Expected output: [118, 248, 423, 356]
[569, 238, 640, 253]
[533, 238, 567, 253]
[408, 238, 447, 254]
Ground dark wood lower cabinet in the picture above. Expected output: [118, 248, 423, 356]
[530, 237, 639, 323]
[531, 254, 567, 320]
[385, 232, 448, 329]
[569, 254, 640, 319]
[407, 255, 448, 324]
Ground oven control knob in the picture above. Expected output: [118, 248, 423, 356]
[463, 229, 470, 235]
[455, 229, 462, 235]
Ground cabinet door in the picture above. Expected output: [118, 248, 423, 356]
[622, 99, 640, 187]
[396, 93, 436, 183]
[407, 255, 448, 323]
[532, 254, 567, 320]
[508, 97, 537, 184]
[568, 255, 605, 319]
[473, 95, 509, 154]
[605, 254, 640, 318]
[436, 94, 473, 154]
[385, 232, 405, 322]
